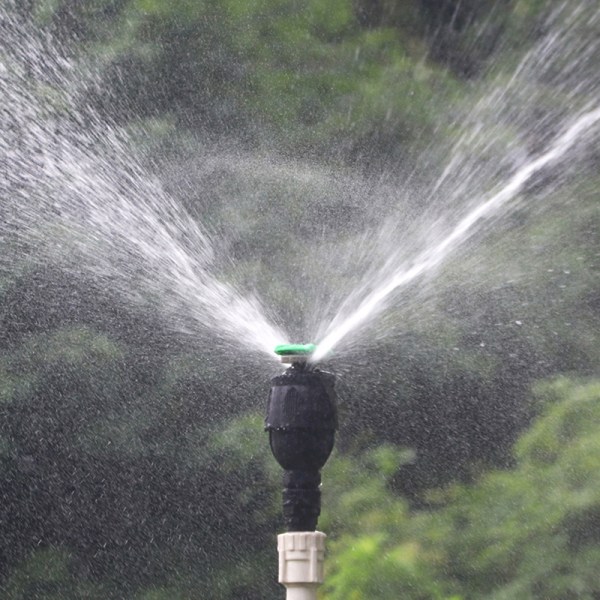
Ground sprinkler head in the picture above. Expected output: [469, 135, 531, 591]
[274, 343, 316, 364]
[266, 345, 337, 531]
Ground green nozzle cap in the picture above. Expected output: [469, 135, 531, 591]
[274, 343, 316, 356]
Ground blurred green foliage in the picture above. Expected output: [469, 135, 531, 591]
[31, 0, 510, 161]
[322, 378, 600, 599]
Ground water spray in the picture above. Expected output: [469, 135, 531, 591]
[266, 344, 337, 600]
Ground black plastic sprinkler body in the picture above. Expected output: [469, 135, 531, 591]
[266, 344, 337, 532]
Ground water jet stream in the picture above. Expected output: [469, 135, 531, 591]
[313, 104, 600, 362]
[0, 7, 287, 360]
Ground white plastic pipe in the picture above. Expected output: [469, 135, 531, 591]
[283, 585, 318, 600]
[278, 531, 326, 600]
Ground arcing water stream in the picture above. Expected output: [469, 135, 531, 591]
[1, 2, 599, 365]
[0, 6, 286, 358]
[312, 2, 600, 361]
[312, 104, 600, 361]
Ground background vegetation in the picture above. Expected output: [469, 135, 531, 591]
[1, 0, 599, 598]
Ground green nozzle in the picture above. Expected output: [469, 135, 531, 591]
[274, 343, 316, 356]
